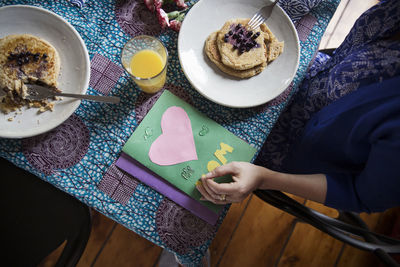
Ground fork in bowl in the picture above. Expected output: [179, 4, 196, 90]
[24, 84, 120, 104]
[247, 0, 279, 30]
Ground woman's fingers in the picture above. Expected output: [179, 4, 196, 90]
[197, 179, 245, 204]
[200, 162, 240, 195]
[197, 182, 242, 204]
[196, 162, 263, 204]
[197, 162, 253, 203]
[199, 175, 221, 201]
[196, 181, 217, 203]
[205, 178, 240, 195]
[198, 176, 241, 204]
[204, 162, 239, 179]
[206, 179, 248, 202]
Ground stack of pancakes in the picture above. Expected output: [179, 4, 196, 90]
[0, 34, 60, 115]
[205, 18, 284, 78]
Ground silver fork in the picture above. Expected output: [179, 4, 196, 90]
[247, 0, 279, 30]
[24, 84, 120, 104]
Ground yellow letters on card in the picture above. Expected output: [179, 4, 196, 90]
[206, 143, 234, 172]
[214, 142, 234, 165]
[207, 160, 221, 172]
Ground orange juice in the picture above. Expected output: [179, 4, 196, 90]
[129, 49, 166, 93]
[130, 49, 164, 78]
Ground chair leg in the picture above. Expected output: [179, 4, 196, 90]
[254, 190, 400, 256]
[56, 207, 92, 267]
[338, 211, 400, 267]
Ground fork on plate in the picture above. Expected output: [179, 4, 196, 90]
[247, 0, 278, 30]
[24, 83, 120, 104]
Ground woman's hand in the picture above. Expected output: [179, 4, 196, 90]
[196, 161, 328, 205]
[196, 161, 269, 204]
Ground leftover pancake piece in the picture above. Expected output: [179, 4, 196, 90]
[260, 23, 284, 62]
[0, 34, 60, 114]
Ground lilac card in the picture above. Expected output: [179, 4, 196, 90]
[115, 152, 219, 225]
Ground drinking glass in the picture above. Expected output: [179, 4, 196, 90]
[121, 35, 168, 94]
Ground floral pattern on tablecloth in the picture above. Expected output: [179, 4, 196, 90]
[0, 0, 340, 266]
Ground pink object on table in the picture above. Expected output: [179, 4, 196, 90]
[149, 106, 198, 166]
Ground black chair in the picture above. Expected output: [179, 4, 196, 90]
[254, 190, 400, 266]
[0, 157, 92, 267]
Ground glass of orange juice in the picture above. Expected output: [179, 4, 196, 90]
[121, 35, 168, 94]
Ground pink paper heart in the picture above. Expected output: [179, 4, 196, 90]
[149, 106, 198, 166]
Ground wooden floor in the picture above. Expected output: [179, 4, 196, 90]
[40, 1, 400, 266]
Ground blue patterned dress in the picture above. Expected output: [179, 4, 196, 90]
[255, 0, 400, 211]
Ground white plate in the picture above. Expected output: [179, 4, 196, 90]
[178, 0, 299, 108]
[0, 5, 90, 138]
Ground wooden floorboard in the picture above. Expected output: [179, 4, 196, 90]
[77, 210, 116, 267]
[209, 195, 252, 266]
[277, 201, 343, 267]
[319, 0, 378, 49]
[319, 0, 350, 50]
[216, 195, 304, 267]
[92, 223, 162, 267]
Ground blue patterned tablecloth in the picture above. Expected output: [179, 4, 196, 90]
[0, 0, 340, 266]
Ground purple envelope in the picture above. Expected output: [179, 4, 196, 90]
[115, 152, 220, 225]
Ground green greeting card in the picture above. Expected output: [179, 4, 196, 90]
[122, 90, 256, 213]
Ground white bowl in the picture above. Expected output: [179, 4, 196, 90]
[0, 5, 90, 138]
